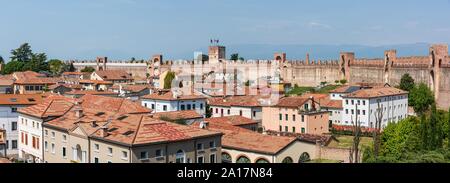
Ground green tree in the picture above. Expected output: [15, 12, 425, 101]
[81, 66, 95, 73]
[22, 53, 48, 72]
[340, 79, 347, 85]
[10, 43, 33, 62]
[428, 104, 444, 150]
[448, 108, 450, 150]
[399, 73, 415, 92]
[0, 55, 4, 64]
[244, 80, 250, 86]
[1, 61, 25, 74]
[239, 57, 245, 61]
[230, 53, 239, 61]
[48, 59, 64, 75]
[409, 83, 435, 115]
[380, 117, 417, 159]
[205, 104, 212, 118]
[164, 71, 176, 89]
[66, 62, 76, 72]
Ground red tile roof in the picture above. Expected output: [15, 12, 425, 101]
[46, 112, 220, 146]
[321, 99, 343, 109]
[111, 84, 152, 93]
[191, 121, 296, 155]
[208, 95, 265, 107]
[94, 70, 133, 81]
[0, 74, 14, 86]
[18, 95, 77, 118]
[0, 94, 44, 105]
[344, 87, 408, 99]
[205, 116, 258, 126]
[79, 79, 113, 85]
[276, 97, 310, 108]
[62, 72, 84, 76]
[153, 110, 203, 121]
[65, 90, 117, 96]
[13, 71, 61, 85]
[18, 94, 150, 119]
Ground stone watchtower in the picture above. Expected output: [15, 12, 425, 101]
[148, 54, 163, 78]
[339, 52, 354, 82]
[429, 44, 449, 100]
[384, 50, 397, 84]
[96, 57, 108, 71]
[208, 46, 226, 64]
[274, 53, 287, 63]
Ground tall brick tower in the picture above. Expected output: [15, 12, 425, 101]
[96, 57, 107, 71]
[429, 44, 448, 100]
[208, 46, 226, 64]
[274, 53, 287, 63]
[339, 52, 354, 83]
[384, 50, 397, 84]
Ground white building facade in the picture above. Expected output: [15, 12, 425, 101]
[0, 105, 21, 156]
[17, 114, 44, 162]
[142, 99, 206, 116]
[342, 91, 408, 128]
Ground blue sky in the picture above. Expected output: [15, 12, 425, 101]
[1, 0, 450, 60]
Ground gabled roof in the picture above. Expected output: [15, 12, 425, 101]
[0, 94, 44, 105]
[94, 70, 133, 81]
[0, 74, 14, 86]
[111, 84, 152, 93]
[275, 97, 310, 108]
[79, 79, 113, 85]
[46, 113, 221, 146]
[343, 87, 408, 99]
[13, 71, 62, 85]
[208, 95, 265, 107]
[191, 121, 296, 155]
[18, 95, 77, 118]
[153, 110, 203, 121]
[65, 90, 117, 96]
[205, 116, 258, 126]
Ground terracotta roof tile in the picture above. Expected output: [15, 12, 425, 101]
[344, 87, 408, 99]
[79, 79, 113, 85]
[191, 121, 296, 155]
[111, 84, 152, 93]
[18, 95, 76, 118]
[205, 116, 258, 126]
[13, 71, 62, 85]
[276, 97, 309, 108]
[153, 110, 203, 121]
[208, 95, 266, 107]
[0, 94, 44, 105]
[94, 70, 133, 81]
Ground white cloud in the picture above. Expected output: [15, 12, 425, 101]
[307, 22, 332, 29]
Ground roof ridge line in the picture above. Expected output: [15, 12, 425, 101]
[41, 99, 55, 117]
[131, 115, 144, 145]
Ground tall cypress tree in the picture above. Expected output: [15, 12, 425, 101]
[428, 104, 443, 150]
[448, 108, 450, 150]
[420, 114, 428, 150]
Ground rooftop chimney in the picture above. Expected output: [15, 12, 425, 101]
[199, 121, 209, 129]
[99, 126, 108, 138]
[73, 105, 83, 118]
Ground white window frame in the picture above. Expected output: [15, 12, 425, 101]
[121, 151, 128, 161]
[107, 147, 113, 156]
[51, 143, 55, 154]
